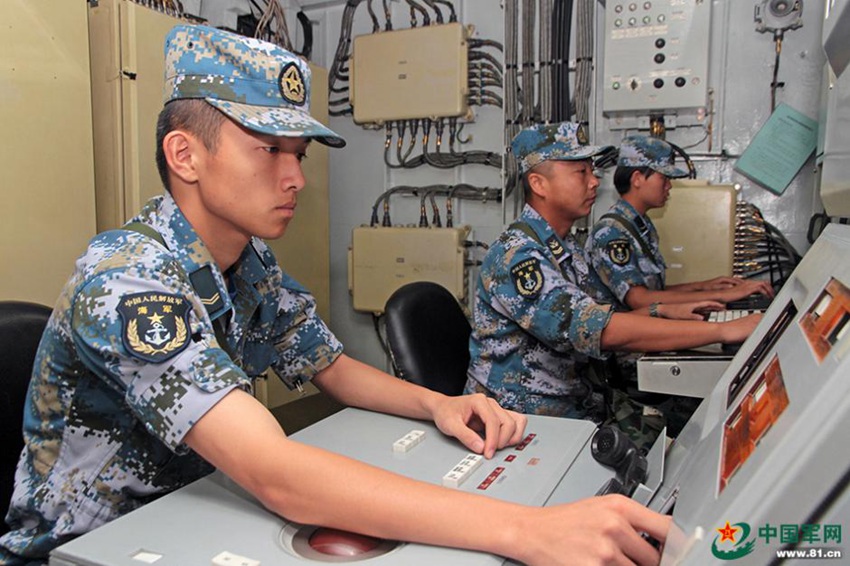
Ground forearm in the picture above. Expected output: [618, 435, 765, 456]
[626, 285, 731, 308]
[186, 390, 525, 560]
[313, 354, 444, 421]
[665, 281, 702, 292]
[601, 312, 725, 351]
[265, 440, 525, 556]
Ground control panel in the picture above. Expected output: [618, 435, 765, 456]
[602, 0, 711, 117]
[48, 410, 607, 566]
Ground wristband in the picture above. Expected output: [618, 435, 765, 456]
[649, 302, 661, 318]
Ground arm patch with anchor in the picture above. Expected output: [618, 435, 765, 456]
[511, 258, 545, 299]
[117, 292, 192, 363]
[607, 239, 632, 266]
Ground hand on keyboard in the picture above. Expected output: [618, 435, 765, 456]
[705, 309, 755, 323]
[715, 312, 763, 345]
[664, 301, 725, 321]
[718, 280, 775, 303]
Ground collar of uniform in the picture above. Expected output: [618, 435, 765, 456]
[149, 193, 233, 322]
[230, 239, 271, 288]
[519, 204, 572, 263]
[614, 198, 651, 236]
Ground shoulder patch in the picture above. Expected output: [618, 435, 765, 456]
[607, 239, 631, 266]
[510, 258, 545, 299]
[545, 235, 566, 261]
[117, 292, 191, 363]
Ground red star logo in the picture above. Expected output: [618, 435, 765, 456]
[717, 521, 739, 543]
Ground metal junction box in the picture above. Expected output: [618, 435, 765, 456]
[348, 226, 470, 314]
[349, 23, 469, 124]
[647, 180, 735, 285]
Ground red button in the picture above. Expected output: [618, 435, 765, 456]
[308, 528, 381, 556]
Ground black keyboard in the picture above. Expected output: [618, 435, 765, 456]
[725, 294, 773, 311]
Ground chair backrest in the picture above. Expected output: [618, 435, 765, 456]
[384, 282, 471, 396]
[0, 301, 52, 534]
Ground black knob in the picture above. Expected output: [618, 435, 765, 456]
[655, 38, 665, 48]
[675, 76, 686, 87]
[653, 78, 664, 88]
[654, 53, 665, 64]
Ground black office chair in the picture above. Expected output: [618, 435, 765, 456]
[384, 282, 471, 396]
[0, 301, 52, 534]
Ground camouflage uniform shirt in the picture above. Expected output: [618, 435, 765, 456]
[0, 193, 342, 564]
[587, 199, 666, 311]
[464, 205, 613, 419]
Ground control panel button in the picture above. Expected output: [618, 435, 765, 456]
[308, 528, 382, 557]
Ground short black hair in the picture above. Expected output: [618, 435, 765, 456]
[613, 165, 655, 195]
[520, 161, 556, 199]
[155, 99, 226, 191]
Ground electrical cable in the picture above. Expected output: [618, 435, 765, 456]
[521, 0, 535, 125]
[404, 0, 429, 27]
[665, 140, 697, 179]
[503, 0, 521, 201]
[770, 30, 785, 112]
[574, 0, 593, 125]
[254, 0, 292, 51]
[552, 0, 573, 122]
[421, 0, 445, 24]
[372, 314, 392, 357]
[382, 0, 393, 30]
[366, 0, 381, 33]
[539, 0, 553, 122]
[734, 202, 801, 290]
[432, 0, 457, 22]
[295, 11, 313, 60]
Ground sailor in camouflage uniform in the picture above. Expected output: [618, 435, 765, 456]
[587, 135, 773, 312]
[465, 124, 763, 450]
[465, 123, 616, 420]
[584, 135, 772, 438]
[0, 25, 542, 564]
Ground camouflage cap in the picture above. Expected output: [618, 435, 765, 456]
[511, 122, 613, 176]
[163, 25, 345, 148]
[617, 135, 687, 178]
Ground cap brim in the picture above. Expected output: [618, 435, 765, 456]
[550, 144, 616, 161]
[207, 99, 346, 148]
[652, 164, 689, 178]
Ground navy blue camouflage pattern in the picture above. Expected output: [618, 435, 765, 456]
[510, 122, 613, 176]
[464, 205, 613, 419]
[587, 199, 666, 311]
[165, 24, 344, 147]
[0, 193, 342, 563]
[617, 135, 688, 178]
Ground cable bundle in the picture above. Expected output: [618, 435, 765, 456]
[369, 184, 502, 228]
[734, 202, 802, 289]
